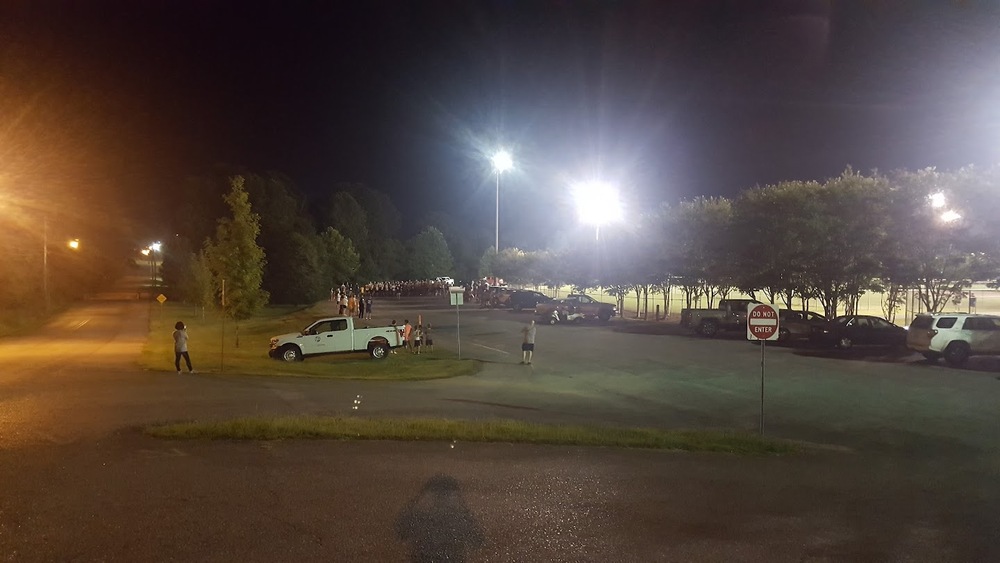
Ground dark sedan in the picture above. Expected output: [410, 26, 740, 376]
[508, 290, 552, 312]
[810, 314, 907, 349]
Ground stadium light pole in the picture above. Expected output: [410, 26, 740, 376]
[491, 150, 513, 253]
[574, 180, 624, 241]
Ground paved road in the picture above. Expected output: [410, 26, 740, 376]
[0, 276, 998, 560]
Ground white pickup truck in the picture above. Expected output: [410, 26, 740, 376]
[269, 317, 403, 361]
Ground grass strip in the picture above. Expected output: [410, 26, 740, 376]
[142, 302, 480, 380]
[145, 416, 798, 455]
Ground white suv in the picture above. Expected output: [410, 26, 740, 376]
[906, 313, 1000, 366]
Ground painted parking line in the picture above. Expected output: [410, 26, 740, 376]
[471, 342, 510, 355]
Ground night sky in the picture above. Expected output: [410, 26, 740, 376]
[3, 1, 999, 249]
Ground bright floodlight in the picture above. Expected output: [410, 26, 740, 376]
[140, 248, 151, 256]
[150, 241, 162, 252]
[929, 192, 946, 208]
[574, 180, 624, 227]
[67, 239, 79, 250]
[940, 210, 961, 222]
[491, 150, 513, 174]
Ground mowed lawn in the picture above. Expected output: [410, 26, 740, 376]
[141, 302, 480, 380]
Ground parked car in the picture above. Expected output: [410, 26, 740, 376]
[778, 310, 828, 343]
[906, 313, 1000, 366]
[508, 290, 552, 312]
[535, 294, 616, 324]
[810, 314, 907, 349]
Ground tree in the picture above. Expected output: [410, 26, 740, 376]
[407, 227, 454, 279]
[885, 167, 989, 313]
[203, 176, 269, 345]
[322, 191, 368, 250]
[665, 197, 736, 308]
[731, 181, 819, 307]
[328, 183, 403, 280]
[317, 227, 360, 287]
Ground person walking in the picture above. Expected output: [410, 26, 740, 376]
[520, 319, 536, 365]
[358, 295, 366, 319]
[339, 294, 348, 315]
[414, 324, 423, 354]
[172, 321, 195, 374]
[365, 297, 373, 319]
[424, 323, 434, 352]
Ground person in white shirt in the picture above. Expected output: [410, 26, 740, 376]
[172, 321, 195, 374]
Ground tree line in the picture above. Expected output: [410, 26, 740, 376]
[483, 166, 1000, 322]
[161, 172, 460, 321]
[165, 165, 1000, 326]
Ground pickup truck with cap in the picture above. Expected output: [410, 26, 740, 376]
[680, 298, 761, 337]
[269, 316, 403, 361]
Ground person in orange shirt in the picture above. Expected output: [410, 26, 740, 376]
[348, 294, 357, 317]
[403, 319, 413, 353]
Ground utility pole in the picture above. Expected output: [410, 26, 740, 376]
[43, 216, 49, 311]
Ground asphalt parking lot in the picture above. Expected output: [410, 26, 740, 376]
[2, 295, 998, 561]
[405, 298, 1000, 455]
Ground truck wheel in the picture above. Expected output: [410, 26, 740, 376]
[699, 320, 719, 337]
[598, 310, 611, 323]
[369, 343, 389, 360]
[943, 342, 970, 366]
[921, 352, 941, 362]
[513, 304, 523, 312]
[279, 345, 303, 362]
[836, 336, 853, 350]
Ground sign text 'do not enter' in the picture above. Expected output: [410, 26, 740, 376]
[747, 303, 780, 341]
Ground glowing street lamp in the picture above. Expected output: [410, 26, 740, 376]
[491, 149, 513, 253]
[67, 239, 80, 250]
[147, 241, 163, 290]
[573, 180, 624, 240]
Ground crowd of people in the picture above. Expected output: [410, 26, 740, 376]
[354, 280, 452, 298]
[330, 286, 373, 319]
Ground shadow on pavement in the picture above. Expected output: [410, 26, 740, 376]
[395, 474, 484, 563]
[904, 355, 1000, 374]
[792, 346, 919, 364]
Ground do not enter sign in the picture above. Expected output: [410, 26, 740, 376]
[747, 303, 780, 341]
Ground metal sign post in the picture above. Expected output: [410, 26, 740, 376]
[449, 287, 465, 359]
[747, 303, 780, 435]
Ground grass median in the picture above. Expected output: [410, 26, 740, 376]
[145, 416, 798, 455]
[141, 302, 480, 380]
